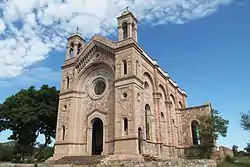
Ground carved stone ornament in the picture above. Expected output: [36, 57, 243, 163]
[76, 50, 115, 74]
[60, 100, 71, 112]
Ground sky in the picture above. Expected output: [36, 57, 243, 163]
[0, 0, 250, 150]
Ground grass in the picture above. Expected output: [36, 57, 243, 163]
[218, 156, 250, 167]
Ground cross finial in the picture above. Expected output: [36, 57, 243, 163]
[76, 26, 79, 34]
[125, 6, 129, 12]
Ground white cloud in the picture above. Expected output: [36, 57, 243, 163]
[0, 66, 61, 104]
[0, 0, 233, 78]
[0, 19, 6, 34]
[0, 66, 61, 88]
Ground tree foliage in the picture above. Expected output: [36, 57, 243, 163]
[196, 109, 229, 158]
[232, 145, 239, 157]
[34, 144, 54, 161]
[0, 85, 59, 159]
[198, 109, 229, 144]
[244, 143, 250, 153]
[0, 142, 15, 162]
[0, 141, 54, 162]
[241, 111, 250, 132]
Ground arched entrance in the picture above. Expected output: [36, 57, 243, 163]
[92, 118, 103, 155]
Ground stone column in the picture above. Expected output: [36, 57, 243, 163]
[153, 92, 161, 155]
[87, 127, 92, 155]
[65, 45, 71, 60]
[102, 125, 108, 155]
[165, 100, 174, 157]
[73, 43, 78, 57]
[153, 65, 161, 156]
[118, 26, 123, 41]
[128, 23, 133, 38]
[133, 26, 138, 42]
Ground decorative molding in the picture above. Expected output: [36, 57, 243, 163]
[87, 109, 107, 119]
[75, 41, 115, 74]
[117, 87, 133, 119]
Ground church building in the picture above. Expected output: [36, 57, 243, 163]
[52, 9, 212, 160]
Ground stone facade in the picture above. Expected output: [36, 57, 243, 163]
[212, 146, 234, 160]
[52, 10, 212, 160]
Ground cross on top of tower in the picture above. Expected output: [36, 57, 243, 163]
[121, 6, 130, 15]
[125, 6, 129, 12]
[76, 26, 79, 34]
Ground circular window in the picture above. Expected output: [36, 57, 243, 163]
[94, 80, 106, 95]
[123, 92, 128, 98]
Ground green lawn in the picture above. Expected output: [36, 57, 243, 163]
[218, 157, 250, 167]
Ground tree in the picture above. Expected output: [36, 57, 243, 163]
[232, 145, 239, 157]
[241, 111, 250, 132]
[244, 143, 250, 153]
[0, 142, 15, 161]
[198, 109, 229, 144]
[0, 85, 59, 159]
[196, 109, 229, 158]
[34, 144, 54, 161]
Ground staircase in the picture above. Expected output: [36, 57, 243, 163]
[53, 155, 106, 166]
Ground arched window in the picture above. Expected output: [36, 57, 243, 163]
[123, 60, 127, 75]
[145, 104, 151, 140]
[191, 120, 200, 145]
[160, 112, 165, 143]
[179, 101, 183, 109]
[69, 43, 74, 57]
[170, 94, 176, 108]
[123, 118, 128, 134]
[135, 60, 139, 75]
[77, 43, 82, 54]
[159, 93, 163, 100]
[122, 22, 128, 39]
[161, 112, 164, 119]
[62, 126, 66, 141]
[66, 76, 70, 89]
[144, 81, 149, 89]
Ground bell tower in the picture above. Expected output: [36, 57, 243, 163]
[117, 7, 138, 42]
[114, 9, 144, 155]
[65, 28, 86, 60]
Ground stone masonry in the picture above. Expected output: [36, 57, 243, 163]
[51, 9, 213, 160]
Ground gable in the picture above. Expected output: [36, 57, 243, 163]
[75, 36, 116, 74]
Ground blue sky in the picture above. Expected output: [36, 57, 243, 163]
[0, 0, 250, 150]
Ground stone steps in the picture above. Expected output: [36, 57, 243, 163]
[52, 155, 106, 165]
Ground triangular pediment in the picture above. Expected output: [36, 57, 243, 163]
[75, 35, 116, 74]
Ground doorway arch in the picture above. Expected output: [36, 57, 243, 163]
[92, 118, 103, 155]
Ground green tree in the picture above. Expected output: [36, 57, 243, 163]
[196, 109, 229, 158]
[241, 111, 250, 132]
[198, 109, 229, 144]
[244, 143, 250, 153]
[232, 145, 239, 157]
[0, 85, 59, 160]
[34, 144, 54, 161]
[0, 142, 15, 162]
